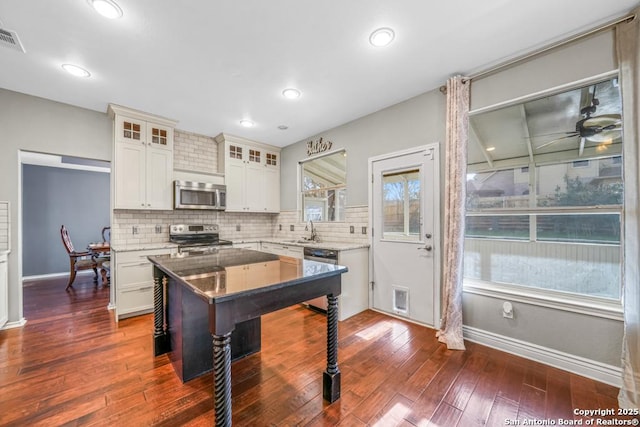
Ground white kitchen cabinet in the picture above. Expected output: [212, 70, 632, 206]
[226, 260, 280, 290]
[233, 242, 260, 250]
[0, 251, 8, 329]
[113, 247, 174, 320]
[336, 247, 369, 321]
[109, 105, 178, 210]
[215, 133, 281, 213]
[259, 242, 303, 259]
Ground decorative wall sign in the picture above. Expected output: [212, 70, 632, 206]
[306, 137, 333, 156]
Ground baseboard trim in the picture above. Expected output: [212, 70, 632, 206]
[23, 270, 94, 282]
[2, 318, 27, 330]
[463, 325, 622, 387]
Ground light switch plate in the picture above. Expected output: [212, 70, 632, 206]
[350, 226, 354, 234]
[361, 226, 367, 234]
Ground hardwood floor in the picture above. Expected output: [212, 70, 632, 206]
[0, 275, 632, 426]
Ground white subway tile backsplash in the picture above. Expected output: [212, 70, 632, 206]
[112, 204, 369, 248]
[174, 129, 218, 174]
[0, 201, 9, 251]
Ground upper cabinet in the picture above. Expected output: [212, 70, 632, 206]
[215, 133, 280, 213]
[108, 105, 178, 210]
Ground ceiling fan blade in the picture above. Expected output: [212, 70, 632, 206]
[525, 131, 583, 139]
[535, 134, 579, 149]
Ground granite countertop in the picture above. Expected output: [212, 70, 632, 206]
[236, 238, 369, 251]
[112, 238, 368, 253]
[148, 247, 348, 303]
[111, 242, 179, 252]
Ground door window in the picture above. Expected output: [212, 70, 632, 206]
[382, 169, 421, 241]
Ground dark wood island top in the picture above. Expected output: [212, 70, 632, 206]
[148, 248, 347, 427]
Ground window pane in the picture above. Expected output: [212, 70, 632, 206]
[466, 169, 529, 210]
[382, 170, 420, 241]
[464, 239, 621, 299]
[536, 214, 620, 244]
[465, 215, 529, 239]
[536, 157, 623, 208]
[301, 151, 347, 222]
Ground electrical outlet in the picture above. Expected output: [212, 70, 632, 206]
[132, 226, 138, 235]
[279, 224, 282, 231]
[350, 225, 354, 234]
[236, 224, 241, 232]
[155, 225, 162, 234]
[290, 225, 295, 231]
[502, 301, 514, 319]
[361, 226, 367, 235]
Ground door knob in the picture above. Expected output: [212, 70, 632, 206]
[417, 245, 433, 251]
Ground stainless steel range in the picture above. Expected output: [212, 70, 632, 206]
[169, 224, 233, 253]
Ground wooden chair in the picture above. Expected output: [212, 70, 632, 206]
[99, 226, 111, 285]
[60, 225, 105, 290]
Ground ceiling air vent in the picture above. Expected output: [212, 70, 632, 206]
[0, 27, 25, 52]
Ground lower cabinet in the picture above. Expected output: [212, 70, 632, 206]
[336, 247, 369, 321]
[259, 242, 303, 259]
[232, 242, 260, 250]
[114, 247, 174, 320]
[0, 252, 8, 329]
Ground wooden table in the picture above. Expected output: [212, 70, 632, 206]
[148, 248, 347, 427]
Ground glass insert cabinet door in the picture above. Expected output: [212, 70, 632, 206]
[382, 168, 421, 241]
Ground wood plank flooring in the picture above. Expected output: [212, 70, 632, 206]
[0, 275, 633, 426]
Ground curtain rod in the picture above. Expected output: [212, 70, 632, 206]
[439, 11, 636, 93]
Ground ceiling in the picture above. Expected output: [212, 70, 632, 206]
[0, 1, 637, 148]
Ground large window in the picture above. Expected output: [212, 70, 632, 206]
[464, 77, 623, 302]
[300, 150, 347, 222]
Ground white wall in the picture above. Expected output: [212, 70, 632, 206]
[281, 89, 446, 208]
[0, 88, 112, 323]
[280, 29, 625, 368]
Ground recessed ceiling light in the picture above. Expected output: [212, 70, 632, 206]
[89, 0, 123, 19]
[239, 119, 255, 128]
[277, 125, 289, 130]
[61, 64, 91, 78]
[486, 146, 496, 152]
[369, 27, 395, 47]
[282, 88, 301, 99]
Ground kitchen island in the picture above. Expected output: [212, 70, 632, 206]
[148, 247, 347, 427]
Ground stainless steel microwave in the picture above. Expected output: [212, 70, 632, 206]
[174, 180, 226, 210]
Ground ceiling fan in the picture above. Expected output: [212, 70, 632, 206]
[535, 85, 622, 153]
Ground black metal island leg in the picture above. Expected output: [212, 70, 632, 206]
[323, 294, 341, 402]
[153, 268, 169, 356]
[213, 332, 232, 427]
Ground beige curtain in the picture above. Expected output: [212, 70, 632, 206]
[436, 75, 469, 351]
[616, 12, 640, 409]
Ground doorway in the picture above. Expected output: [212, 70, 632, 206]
[369, 145, 440, 327]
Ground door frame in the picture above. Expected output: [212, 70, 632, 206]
[367, 144, 441, 329]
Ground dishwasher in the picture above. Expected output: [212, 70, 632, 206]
[303, 246, 338, 312]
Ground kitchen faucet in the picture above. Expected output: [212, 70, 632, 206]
[305, 220, 319, 242]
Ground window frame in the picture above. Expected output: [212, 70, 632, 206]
[464, 73, 624, 318]
[298, 149, 347, 223]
